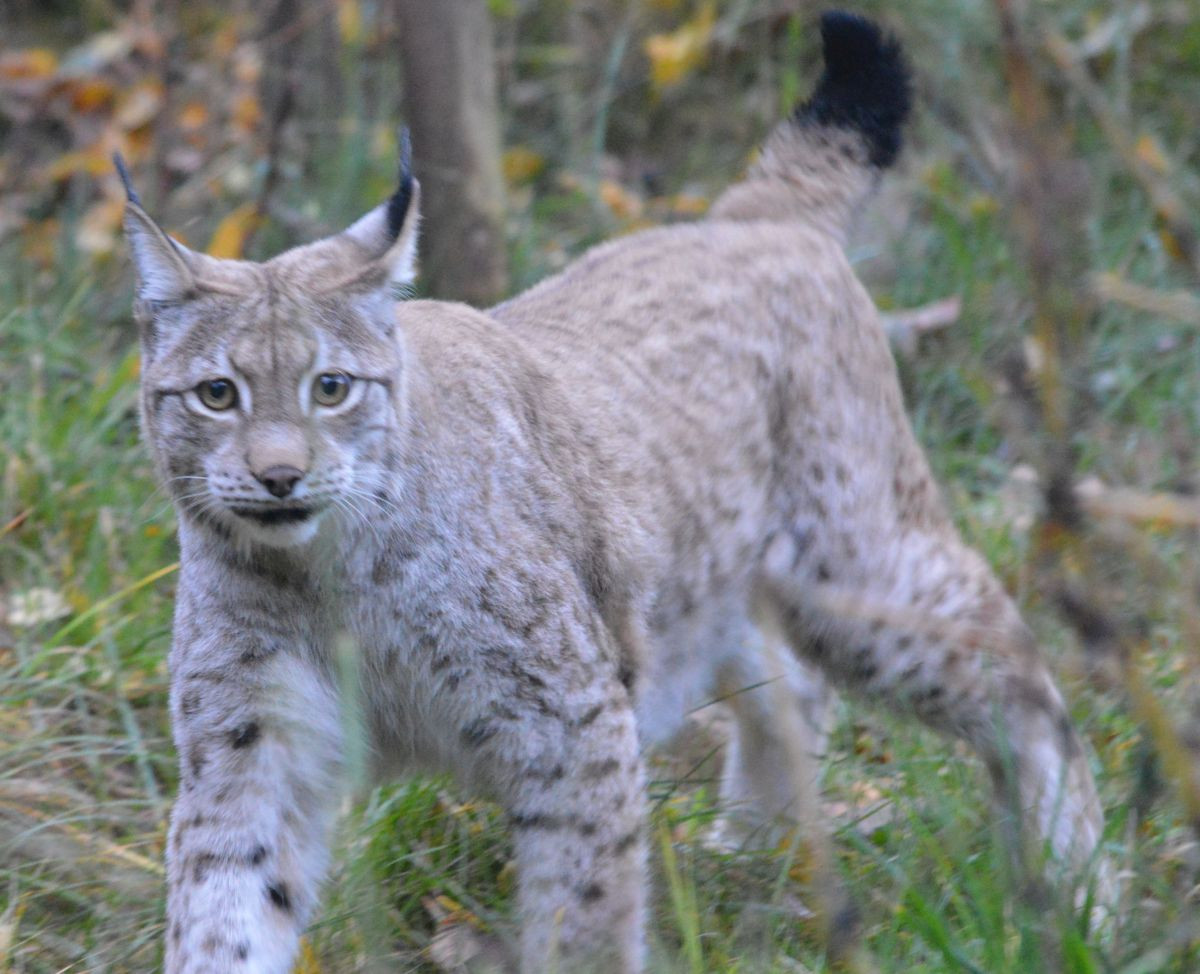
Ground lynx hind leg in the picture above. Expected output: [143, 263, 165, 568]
[711, 641, 833, 851]
[758, 522, 1107, 893]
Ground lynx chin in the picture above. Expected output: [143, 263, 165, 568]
[120, 12, 1108, 973]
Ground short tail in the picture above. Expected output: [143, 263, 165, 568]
[709, 11, 911, 237]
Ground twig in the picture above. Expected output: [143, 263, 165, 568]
[1090, 272, 1200, 326]
[1044, 31, 1200, 281]
[881, 296, 962, 353]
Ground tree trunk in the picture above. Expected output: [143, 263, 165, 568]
[395, 0, 508, 304]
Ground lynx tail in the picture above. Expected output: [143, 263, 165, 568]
[709, 11, 912, 235]
[794, 11, 912, 170]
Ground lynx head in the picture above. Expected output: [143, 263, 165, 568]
[118, 145, 420, 549]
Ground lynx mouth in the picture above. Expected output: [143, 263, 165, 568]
[230, 506, 314, 526]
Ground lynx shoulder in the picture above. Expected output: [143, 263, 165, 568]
[119, 12, 1107, 973]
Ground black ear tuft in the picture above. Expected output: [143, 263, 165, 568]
[113, 152, 143, 206]
[385, 127, 414, 243]
[793, 11, 912, 169]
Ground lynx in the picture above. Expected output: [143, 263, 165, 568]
[120, 13, 1106, 973]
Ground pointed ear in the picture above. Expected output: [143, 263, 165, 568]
[114, 154, 198, 302]
[326, 128, 420, 294]
[341, 179, 421, 293]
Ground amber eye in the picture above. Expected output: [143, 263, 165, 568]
[196, 378, 237, 411]
[313, 372, 351, 407]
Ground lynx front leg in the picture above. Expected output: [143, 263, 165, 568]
[484, 688, 646, 974]
[166, 627, 343, 973]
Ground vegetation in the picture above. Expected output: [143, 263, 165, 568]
[2, 1, 1198, 971]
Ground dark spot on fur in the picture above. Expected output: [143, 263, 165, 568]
[490, 702, 520, 721]
[201, 933, 221, 953]
[235, 942, 250, 961]
[613, 831, 639, 855]
[1057, 712, 1083, 758]
[170, 921, 181, 944]
[188, 744, 206, 779]
[181, 689, 202, 717]
[248, 844, 268, 866]
[266, 882, 292, 913]
[230, 721, 261, 749]
[192, 852, 220, 883]
[461, 718, 498, 749]
[579, 883, 605, 903]
[430, 655, 453, 673]
[578, 821, 599, 837]
[816, 562, 832, 582]
[575, 702, 605, 727]
[617, 662, 636, 692]
[811, 463, 825, 483]
[581, 758, 620, 780]
[511, 812, 566, 831]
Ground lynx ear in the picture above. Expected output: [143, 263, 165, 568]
[114, 154, 198, 302]
[338, 129, 421, 292]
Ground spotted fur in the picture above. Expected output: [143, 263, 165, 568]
[123, 14, 1106, 974]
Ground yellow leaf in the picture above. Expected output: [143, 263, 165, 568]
[47, 145, 115, 182]
[115, 78, 164, 130]
[1158, 224, 1186, 263]
[67, 77, 116, 113]
[77, 197, 126, 254]
[232, 92, 262, 135]
[599, 179, 643, 221]
[502, 146, 545, 186]
[643, 2, 716, 91]
[207, 202, 261, 259]
[669, 192, 709, 216]
[337, 0, 363, 46]
[178, 100, 209, 131]
[0, 48, 57, 80]
[292, 937, 321, 974]
[1134, 133, 1168, 174]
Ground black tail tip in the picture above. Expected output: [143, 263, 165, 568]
[793, 10, 912, 169]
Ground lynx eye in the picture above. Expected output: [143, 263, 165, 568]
[196, 378, 237, 411]
[313, 372, 352, 407]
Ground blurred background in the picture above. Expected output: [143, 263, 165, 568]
[1, 0, 1199, 970]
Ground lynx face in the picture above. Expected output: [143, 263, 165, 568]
[143, 290, 402, 547]
[127, 186, 418, 549]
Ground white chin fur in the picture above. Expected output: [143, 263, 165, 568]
[228, 512, 325, 548]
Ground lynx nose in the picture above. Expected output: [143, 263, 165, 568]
[257, 465, 304, 498]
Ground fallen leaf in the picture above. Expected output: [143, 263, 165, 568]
[599, 179, 643, 221]
[1135, 132, 1169, 175]
[502, 146, 545, 186]
[231, 91, 262, 135]
[207, 202, 261, 258]
[77, 197, 126, 254]
[6, 588, 71, 627]
[114, 78, 164, 130]
[0, 49, 58, 81]
[644, 3, 716, 91]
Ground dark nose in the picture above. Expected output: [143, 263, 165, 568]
[257, 465, 304, 498]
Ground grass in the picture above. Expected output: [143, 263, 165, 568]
[2, 0, 1199, 971]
